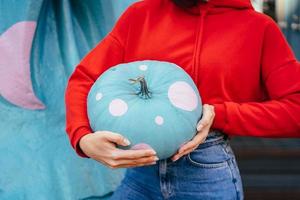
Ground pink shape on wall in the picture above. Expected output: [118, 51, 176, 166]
[0, 21, 45, 110]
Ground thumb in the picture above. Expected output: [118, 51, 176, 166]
[104, 131, 131, 147]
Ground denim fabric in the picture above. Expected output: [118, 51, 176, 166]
[110, 131, 244, 200]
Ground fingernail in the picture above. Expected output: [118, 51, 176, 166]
[150, 162, 157, 165]
[172, 156, 178, 161]
[173, 157, 179, 162]
[197, 124, 203, 131]
[150, 150, 156, 155]
[123, 138, 130, 145]
[154, 156, 159, 161]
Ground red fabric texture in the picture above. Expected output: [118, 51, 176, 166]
[65, 0, 300, 157]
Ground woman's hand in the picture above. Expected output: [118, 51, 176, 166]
[79, 131, 158, 169]
[171, 104, 215, 162]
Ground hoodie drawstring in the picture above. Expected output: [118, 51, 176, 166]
[192, 9, 208, 86]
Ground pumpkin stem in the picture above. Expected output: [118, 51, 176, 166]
[129, 76, 152, 99]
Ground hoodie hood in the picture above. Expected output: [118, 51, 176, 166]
[173, 0, 254, 15]
[209, 0, 253, 9]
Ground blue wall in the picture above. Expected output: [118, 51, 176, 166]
[0, 1, 135, 199]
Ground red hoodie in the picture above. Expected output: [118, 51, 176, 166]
[65, 0, 300, 157]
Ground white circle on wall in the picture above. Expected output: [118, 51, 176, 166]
[168, 81, 198, 111]
[155, 116, 164, 125]
[139, 65, 148, 71]
[109, 99, 128, 116]
[95, 92, 103, 101]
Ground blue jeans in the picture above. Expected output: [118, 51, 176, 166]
[110, 131, 244, 200]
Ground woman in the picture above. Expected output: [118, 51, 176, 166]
[65, 0, 300, 199]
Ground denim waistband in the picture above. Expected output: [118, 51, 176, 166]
[199, 130, 228, 148]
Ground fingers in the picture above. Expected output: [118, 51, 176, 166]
[172, 104, 215, 162]
[98, 131, 131, 147]
[178, 132, 206, 154]
[111, 149, 157, 160]
[110, 162, 156, 169]
[172, 132, 207, 162]
[106, 155, 159, 169]
[172, 128, 209, 162]
[94, 149, 158, 169]
[96, 145, 158, 169]
[85, 131, 159, 169]
[197, 104, 215, 131]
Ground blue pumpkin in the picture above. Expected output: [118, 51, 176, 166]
[87, 60, 202, 159]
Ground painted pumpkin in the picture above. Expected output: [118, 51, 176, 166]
[87, 60, 202, 159]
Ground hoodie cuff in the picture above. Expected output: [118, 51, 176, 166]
[72, 126, 92, 158]
[212, 103, 227, 132]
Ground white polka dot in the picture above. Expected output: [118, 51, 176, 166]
[155, 116, 164, 125]
[109, 99, 128, 116]
[168, 81, 198, 111]
[139, 65, 148, 71]
[95, 92, 103, 101]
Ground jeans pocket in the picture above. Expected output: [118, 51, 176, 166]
[187, 143, 231, 168]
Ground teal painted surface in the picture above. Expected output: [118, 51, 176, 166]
[0, 0, 136, 199]
[88, 61, 202, 159]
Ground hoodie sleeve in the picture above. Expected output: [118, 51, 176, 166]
[65, 5, 135, 157]
[212, 20, 300, 138]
